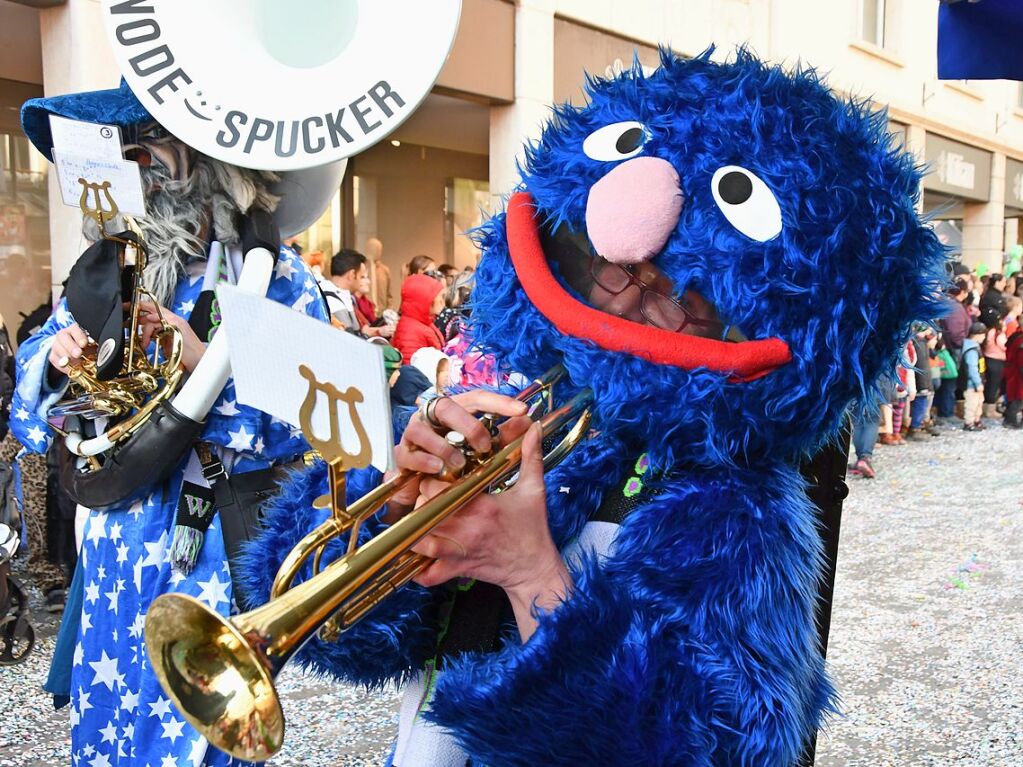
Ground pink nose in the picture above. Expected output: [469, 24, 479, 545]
[585, 156, 683, 265]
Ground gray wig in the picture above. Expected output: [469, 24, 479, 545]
[84, 129, 280, 306]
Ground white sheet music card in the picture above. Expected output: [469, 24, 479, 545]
[52, 150, 147, 217]
[216, 284, 394, 472]
[49, 115, 124, 161]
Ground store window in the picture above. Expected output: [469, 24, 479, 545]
[0, 130, 51, 348]
[285, 188, 342, 266]
[861, 0, 891, 48]
[445, 178, 490, 271]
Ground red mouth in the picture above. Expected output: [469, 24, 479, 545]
[505, 192, 791, 382]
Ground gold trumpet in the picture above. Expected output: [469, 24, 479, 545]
[145, 365, 592, 762]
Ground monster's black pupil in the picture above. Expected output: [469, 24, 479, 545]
[616, 127, 644, 154]
[718, 171, 753, 205]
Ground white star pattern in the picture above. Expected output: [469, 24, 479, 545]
[14, 406, 29, 421]
[73, 642, 84, 666]
[214, 399, 240, 416]
[226, 425, 254, 451]
[195, 571, 230, 608]
[26, 424, 48, 445]
[168, 568, 186, 587]
[275, 256, 296, 281]
[116, 542, 130, 563]
[254, 436, 265, 454]
[99, 720, 118, 744]
[128, 611, 145, 639]
[79, 689, 93, 713]
[188, 736, 208, 766]
[133, 554, 144, 592]
[141, 531, 168, 569]
[120, 688, 140, 712]
[161, 755, 178, 767]
[96, 565, 106, 581]
[123, 721, 135, 740]
[108, 520, 122, 543]
[85, 513, 108, 547]
[128, 499, 144, 520]
[81, 611, 92, 635]
[84, 582, 100, 604]
[149, 695, 172, 720]
[292, 291, 314, 313]
[89, 752, 111, 767]
[161, 717, 186, 744]
[176, 299, 196, 315]
[89, 651, 121, 691]
[104, 580, 122, 615]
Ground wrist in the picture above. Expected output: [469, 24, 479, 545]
[504, 551, 570, 611]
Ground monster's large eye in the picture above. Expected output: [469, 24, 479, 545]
[710, 165, 782, 242]
[582, 121, 647, 161]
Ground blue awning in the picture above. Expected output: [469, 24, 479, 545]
[938, 0, 1023, 81]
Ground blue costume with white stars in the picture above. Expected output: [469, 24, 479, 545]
[11, 245, 327, 767]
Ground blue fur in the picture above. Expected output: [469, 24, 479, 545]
[251, 49, 945, 765]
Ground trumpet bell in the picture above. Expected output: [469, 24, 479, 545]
[145, 594, 283, 762]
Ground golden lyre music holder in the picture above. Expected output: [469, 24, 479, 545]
[296, 363, 374, 560]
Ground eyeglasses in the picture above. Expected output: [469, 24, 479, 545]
[589, 259, 719, 333]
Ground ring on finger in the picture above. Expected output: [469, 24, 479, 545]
[57, 355, 70, 368]
[420, 396, 449, 430]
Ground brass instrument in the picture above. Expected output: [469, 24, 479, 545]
[145, 364, 592, 762]
[49, 180, 184, 469]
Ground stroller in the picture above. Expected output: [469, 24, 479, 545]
[0, 457, 34, 665]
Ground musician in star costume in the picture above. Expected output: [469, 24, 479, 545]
[241, 49, 946, 766]
[11, 82, 328, 767]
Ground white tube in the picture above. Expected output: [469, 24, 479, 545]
[171, 246, 275, 420]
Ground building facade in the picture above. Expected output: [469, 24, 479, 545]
[1, 0, 1020, 331]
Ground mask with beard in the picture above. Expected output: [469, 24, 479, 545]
[82, 124, 281, 307]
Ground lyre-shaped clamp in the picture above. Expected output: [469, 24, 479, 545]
[297, 365, 374, 519]
[78, 179, 119, 235]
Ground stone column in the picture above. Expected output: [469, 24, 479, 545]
[488, 0, 555, 209]
[39, 0, 121, 300]
[961, 153, 1006, 274]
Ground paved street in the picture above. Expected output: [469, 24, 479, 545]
[1, 424, 1020, 766]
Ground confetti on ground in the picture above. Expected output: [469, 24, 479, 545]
[817, 422, 1023, 767]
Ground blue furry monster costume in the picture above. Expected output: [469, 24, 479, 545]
[239, 49, 946, 766]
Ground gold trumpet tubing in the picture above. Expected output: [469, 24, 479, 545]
[320, 550, 429, 640]
[270, 469, 418, 599]
[244, 389, 592, 665]
[105, 365, 184, 443]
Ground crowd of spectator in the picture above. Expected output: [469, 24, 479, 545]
[849, 268, 1023, 479]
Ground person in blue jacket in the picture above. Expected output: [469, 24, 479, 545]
[12, 82, 328, 767]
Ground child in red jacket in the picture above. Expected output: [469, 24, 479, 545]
[392, 273, 445, 364]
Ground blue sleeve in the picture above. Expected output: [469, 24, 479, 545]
[427, 471, 835, 767]
[966, 348, 983, 389]
[10, 299, 77, 454]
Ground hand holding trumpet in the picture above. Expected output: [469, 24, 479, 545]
[389, 391, 572, 641]
[48, 302, 206, 376]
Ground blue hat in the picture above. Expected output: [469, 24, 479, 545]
[21, 79, 152, 162]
